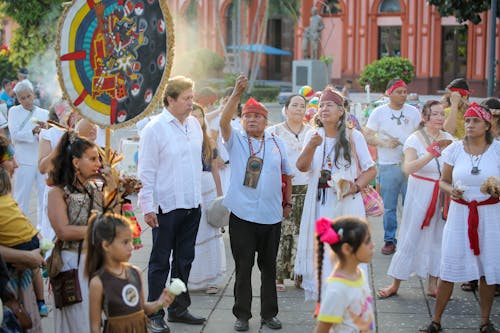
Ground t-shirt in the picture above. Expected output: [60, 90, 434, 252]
[444, 106, 465, 139]
[0, 194, 38, 247]
[366, 104, 420, 164]
[317, 270, 375, 333]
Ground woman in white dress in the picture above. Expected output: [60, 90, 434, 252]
[268, 94, 310, 291]
[424, 103, 500, 333]
[377, 100, 453, 299]
[188, 103, 226, 294]
[294, 87, 376, 301]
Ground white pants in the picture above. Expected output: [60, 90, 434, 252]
[12, 164, 46, 227]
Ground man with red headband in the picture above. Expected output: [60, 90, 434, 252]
[364, 78, 420, 255]
[443, 78, 471, 139]
[220, 75, 292, 331]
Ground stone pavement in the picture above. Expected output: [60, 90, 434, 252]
[25, 189, 499, 333]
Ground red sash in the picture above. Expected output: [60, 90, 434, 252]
[452, 196, 499, 255]
[411, 174, 440, 230]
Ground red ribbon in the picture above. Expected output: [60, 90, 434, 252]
[452, 196, 499, 256]
[385, 79, 407, 95]
[448, 87, 471, 97]
[464, 102, 491, 123]
[411, 174, 440, 230]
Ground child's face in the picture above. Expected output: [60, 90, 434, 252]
[106, 226, 134, 262]
[355, 233, 374, 263]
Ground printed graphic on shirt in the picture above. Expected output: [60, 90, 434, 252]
[122, 283, 139, 307]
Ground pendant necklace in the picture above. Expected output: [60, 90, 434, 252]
[248, 135, 265, 157]
[285, 122, 303, 140]
[465, 141, 486, 175]
[390, 111, 405, 125]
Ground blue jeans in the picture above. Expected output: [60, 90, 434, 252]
[378, 164, 407, 244]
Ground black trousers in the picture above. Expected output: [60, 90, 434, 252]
[147, 206, 201, 318]
[229, 213, 281, 321]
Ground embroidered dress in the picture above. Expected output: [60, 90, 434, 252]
[317, 270, 375, 333]
[54, 183, 102, 333]
[100, 265, 148, 333]
[268, 122, 310, 280]
[295, 128, 374, 300]
[440, 140, 500, 284]
[188, 149, 226, 290]
[387, 131, 453, 280]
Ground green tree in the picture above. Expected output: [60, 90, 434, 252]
[427, 0, 500, 24]
[357, 57, 414, 92]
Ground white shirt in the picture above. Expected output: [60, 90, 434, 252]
[366, 103, 420, 164]
[0, 104, 7, 129]
[223, 129, 292, 224]
[7, 105, 49, 165]
[138, 109, 203, 215]
[267, 122, 311, 185]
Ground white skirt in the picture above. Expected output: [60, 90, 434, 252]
[387, 175, 444, 280]
[440, 201, 500, 284]
[188, 172, 226, 290]
[38, 185, 56, 241]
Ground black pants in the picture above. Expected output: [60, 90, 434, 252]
[147, 206, 201, 318]
[229, 213, 281, 321]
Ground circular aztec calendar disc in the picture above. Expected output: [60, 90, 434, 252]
[57, 0, 174, 128]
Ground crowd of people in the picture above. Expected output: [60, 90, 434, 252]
[0, 66, 498, 333]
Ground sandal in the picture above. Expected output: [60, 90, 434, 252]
[480, 322, 499, 333]
[461, 280, 478, 292]
[276, 284, 286, 292]
[420, 321, 442, 333]
[376, 286, 398, 299]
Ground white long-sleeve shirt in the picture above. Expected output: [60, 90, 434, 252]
[8, 104, 48, 166]
[137, 108, 203, 215]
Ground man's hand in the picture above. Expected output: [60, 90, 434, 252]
[233, 75, 248, 96]
[32, 125, 41, 135]
[12, 248, 45, 270]
[144, 212, 159, 228]
[283, 205, 292, 219]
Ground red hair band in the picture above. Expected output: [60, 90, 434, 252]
[464, 102, 491, 123]
[448, 87, 472, 97]
[385, 80, 407, 95]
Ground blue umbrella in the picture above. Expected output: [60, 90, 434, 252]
[227, 43, 292, 56]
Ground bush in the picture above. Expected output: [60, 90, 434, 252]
[357, 56, 414, 92]
[0, 55, 15, 81]
[173, 48, 225, 80]
[248, 85, 280, 102]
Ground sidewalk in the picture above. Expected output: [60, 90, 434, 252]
[28, 189, 499, 333]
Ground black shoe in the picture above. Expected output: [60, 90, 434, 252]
[234, 318, 249, 331]
[148, 317, 170, 333]
[167, 311, 205, 325]
[261, 317, 282, 330]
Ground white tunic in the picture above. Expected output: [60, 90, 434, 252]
[294, 128, 374, 301]
[387, 131, 453, 280]
[440, 140, 500, 284]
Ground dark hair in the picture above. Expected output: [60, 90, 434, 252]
[312, 94, 351, 169]
[49, 131, 96, 189]
[1, 79, 10, 88]
[0, 135, 10, 160]
[85, 212, 132, 279]
[481, 97, 500, 111]
[316, 216, 370, 305]
[464, 105, 494, 144]
[421, 100, 442, 122]
[284, 94, 306, 109]
[446, 78, 469, 91]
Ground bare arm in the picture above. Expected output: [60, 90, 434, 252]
[402, 147, 434, 175]
[136, 267, 174, 315]
[443, 92, 461, 134]
[296, 132, 322, 172]
[48, 187, 87, 241]
[220, 75, 247, 142]
[38, 136, 55, 174]
[440, 163, 463, 200]
[0, 246, 44, 269]
[363, 128, 400, 148]
[89, 276, 104, 333]
[210, 159, 224, 197]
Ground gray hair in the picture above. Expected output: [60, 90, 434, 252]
[13, 80, 34, 96]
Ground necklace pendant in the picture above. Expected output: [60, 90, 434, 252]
[471, 166, 480, 175]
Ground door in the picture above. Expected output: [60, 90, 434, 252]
[441, 25, 468, 88]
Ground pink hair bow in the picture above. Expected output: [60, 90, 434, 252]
[315, 217, 340, 245]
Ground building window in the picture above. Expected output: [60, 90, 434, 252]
[321, 0, 342, 15]
[378, 0, 401, 13]
[378, 26, 401, 58]
[225, 3, 234, 48]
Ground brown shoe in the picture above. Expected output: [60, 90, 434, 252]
[381, 242, 396, 255]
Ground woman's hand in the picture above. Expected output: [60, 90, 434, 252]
[308, 132, 323, 148]
[450, 187, 464, 200]
[342, 181, 360, 198]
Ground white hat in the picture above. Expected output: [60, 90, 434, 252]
[207, 196, 230, 228]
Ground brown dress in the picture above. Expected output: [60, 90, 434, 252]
[100, 265, 148, 333]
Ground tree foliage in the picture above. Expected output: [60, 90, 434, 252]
[357, 57, 415, 92]
[427, 0, 500, 24]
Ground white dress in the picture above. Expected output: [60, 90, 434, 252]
[440, 140, 500, 284]
[39, 127, 64, 241]
[294, 128, 375, 301]
[188, 169, 226, 290]
[387, 131, 453, 280]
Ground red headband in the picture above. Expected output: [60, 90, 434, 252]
[448, 87, 472, 97]
[464, 102, 491, 123]
[319, 87, 344, 105]
[385, 79, 408, 95]
[242, 97, 268, 118]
